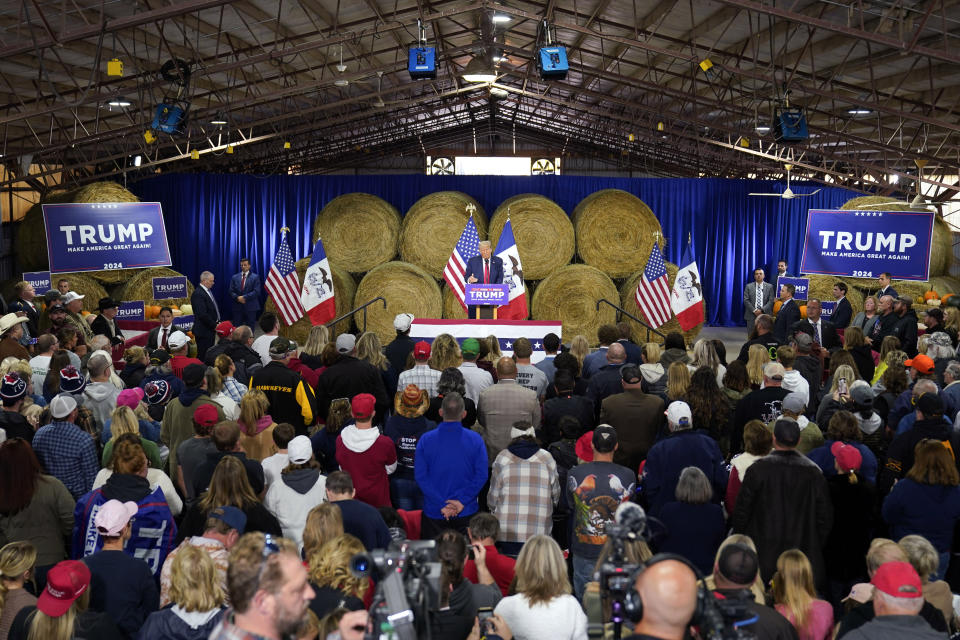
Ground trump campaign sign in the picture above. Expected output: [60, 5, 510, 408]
[800, 209, 935, 281]
[42, 202, 172, 273]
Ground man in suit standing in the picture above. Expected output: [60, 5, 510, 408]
[464, 241, 504, 319]
[190, 270, 220, 360]
[773, 283, 800, 344]
[146, 307, 175, 351]
[791, 298, 840, 351]
[831, 282, 853, 328]
[877, 272, 898, 299]
[743, 268, 775, 335]
[8, 280, 39, 343]
[228, 258, 261, 331]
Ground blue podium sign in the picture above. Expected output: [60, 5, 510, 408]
[465, 284, 509, 306]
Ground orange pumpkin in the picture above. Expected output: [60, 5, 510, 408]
[924, 290, 939, 301]
[915, 295, 925, 305]
[774, 300, 783, 314]
[799, 305, 807, 319]
[943, 293, 956, 306]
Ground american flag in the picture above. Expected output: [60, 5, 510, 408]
[635, 242, 672, 328]
[265, 231, 304, 325]
[443, 215, 480, 310]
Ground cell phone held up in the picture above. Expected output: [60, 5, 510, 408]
[838, 377, 848, 397]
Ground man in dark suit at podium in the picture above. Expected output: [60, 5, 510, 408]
[464, 241, 504, 319]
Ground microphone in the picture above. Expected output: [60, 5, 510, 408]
[614, 501, 647, 539]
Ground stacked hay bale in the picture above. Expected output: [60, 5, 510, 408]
[619, 263, 704, 345]
[263, 258, 356, 344]
[400, 192, 487, 278]
[354, 261, 441, 344]
[488, 194, 574, 280]
[572, 189, 662, 278]
[72, 182, 142, 287]
[115, 267, 195, 310]
[65, 274, 108, 313]
[806, 275, 865, 315]
[531, 265, 619, 344]
[313, 193, 400, 274]
[18, 189, 77, 271]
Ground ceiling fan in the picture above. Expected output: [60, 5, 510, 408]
[331, 44, 378, 89]
[749, 164, 821, 199]
[856, 159, 960, 211]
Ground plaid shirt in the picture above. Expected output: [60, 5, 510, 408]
[208, 610, 272, 640]
[397, 364, 442, 397]
[488, 447, 560, 543]
[32, 420, 98, 500]
[222, 376, 248, 404]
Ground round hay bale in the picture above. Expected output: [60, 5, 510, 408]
[441, 282, 530, 320]
[115, 267, 195, 309]
[312, 193, 400, 273]
[65, 273, 108, 313]
[930, 216, 953, 276]
[489, 194, 574, 280]
[927, 275, 960, 297]
[354, 261, 441, 344]
[807, 275, 864, 316]
[72, 181, 140, 204]
[572, 189, 662, 278]
[531, 265, 619, 345]
[400, 192, 487, 278]
[620, 263, 704, 345]
[17, 189, 78, 271]
[264, 258, 356, 344]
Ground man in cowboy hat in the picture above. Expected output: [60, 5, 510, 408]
[383, 384, 435, 510]
[0, 313, 29, 360]
[90, 297, 124, 347]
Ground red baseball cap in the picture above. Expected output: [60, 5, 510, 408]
[413, 341, 431, 360]
[38, 560, 90, 617]
[351, 393, 376, 420]
[904, 354, 935, 374]
[871, 561, 923, 598]
[215, 320, 235, 338]
[193, 403, 219, 427]
[575, 431, 594, 462]
[831, 441, 862, 473]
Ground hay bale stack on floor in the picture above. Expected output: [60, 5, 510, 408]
[927, 276, 960, 297]
[400, 192, 487, 278]
[807, 275, 864, 316]
[115, 267, 195, 310]
[18, 189, 78, 271]
[313, 193, 400, 274]
[488, 194, 574, 280]
[354, 261, 441, 344]
[65, 274, 108, 313]
[620, 263, 704, 346]
[572, 189, 662, 278]
[531, 265, 619, 345]
[441, 282, 530, 320]
[263, 258, 356, 344]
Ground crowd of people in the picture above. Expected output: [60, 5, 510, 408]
[1, 268, 960, 640]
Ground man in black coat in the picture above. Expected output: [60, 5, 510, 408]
[316, 334, 390, 425]
[736, 314, 781, 363]
[190, 270, 220, 360]
[773, 283, 801, 344]
[790, 298, 841, 351]
[7, 280, 39, 341]
[891, 296, 920, 357]
[732, 419, 833, 590]
[866, 294, 899, 348]
[585, 343, 628, 419]
[90, 297, 124, 346]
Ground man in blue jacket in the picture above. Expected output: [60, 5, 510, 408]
[415, 392, 488, 539]
[229, 258, 261, 330]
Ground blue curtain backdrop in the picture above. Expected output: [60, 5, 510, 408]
[131, 174, 859, 327]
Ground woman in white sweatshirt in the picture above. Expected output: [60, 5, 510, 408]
[263, 436, 326, 549]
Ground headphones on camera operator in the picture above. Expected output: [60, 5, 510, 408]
[623, 553, 714, 627]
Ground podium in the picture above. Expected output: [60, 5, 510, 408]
[465, 284, 509, 320]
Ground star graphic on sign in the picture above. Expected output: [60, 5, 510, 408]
[505, 341, 513, 349]
[534, 342, 542, 349]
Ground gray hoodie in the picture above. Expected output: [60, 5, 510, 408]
[83, 381, 120, 434]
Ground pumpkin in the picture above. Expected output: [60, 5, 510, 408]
[81, 310, 90, 316]
[916, 295, 925, 305]
[928, 299, 942, 307]
[924, 290, 939, 301]
[773, 300, 783, 314]
[799, 305, 807, 319]
[171, 309, 183, 317]
[943, 293, 956, 306]
[147, 305, 161, 319]
[179, 304, 193, 316]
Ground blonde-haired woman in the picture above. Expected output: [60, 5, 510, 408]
[356, 332, 397, 395]
[101, 405, 161, 469]
[666, 361, 690, 402]
[206, 367, 239, 421]
[138, 545, 225, 639]
[429, 333, 462, 371]
[119, 346, 148, 389]
[213, 354, 247, 405]
[300, 325, 329, 371]
[771, 549, 833, 640]
[0, 541, 37, 640]
[568, 335, 590, 371]
[690, 339, 726, 387]
[494, 534, 587, 640]
[745, 344, 769, 389]
[301, 503, 344, 563]
[237, 389, 277, 461]
[308, 534, 369, 619]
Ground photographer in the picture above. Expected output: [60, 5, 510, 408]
[709, 543, 797, 639]
[624, 558, 699, 640]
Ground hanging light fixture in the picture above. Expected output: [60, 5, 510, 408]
[462, 57, 496, 83]
[209, 112, 228, 126]
[106, 97, 132, 108]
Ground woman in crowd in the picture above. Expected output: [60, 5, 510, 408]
[429, 333, 462, 371]
[205, 367, 239, 421]
[301, 503, 344, 565]
[846, 382, 885, 459]
[40, 350, 72, 402]
[656, 467, 726, 574]
[101, 405, 162, 469]
[384, 384, 435, 510]
[871, 337, 904, 386]
[725, 420, 772, 514]
[690, 339, 726, 387]
[807, 410, 879, 485]
[307, 534, 369, 619]
[476, 336, 501, 380]
[685, 367, 730, 451]
[546, 353, 588, 399]
[0, 542, 37, 640]
[721, 360, 751, 413]
[137, 544, 226, 640]
[425, 368, 476, 427]
[237, 389, 277, 461]
[850, 295, 879, 335]
[356, 332, 396, 396]
[883, 439, 960, 581]
[213, 354, 248, 405]
[843, 327, 874, 382]
[0, 439, 73, 590]
[638, 342, 665, 398]
[263, 436, 327, 548]
[771, 549, 833, 640]
[299, 325, 329, 371]
[93, 433, 182, 515]
[875, 364, 908, 427]
[745, 344, 768, 389]
[178, 455, 282, 541]
[494, 535, 588, 640]
[431, 530, 501, 640]
[815, 364, 859, 426]
[119, 346, 149, 389]
[568, 335, 589, 372]
[311, 397, 352, 473]
[899, 534, 955, 629]
[8, 559, 121, 640]
[665, 361, 690, 402]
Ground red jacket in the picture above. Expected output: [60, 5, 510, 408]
[335, 425, 398, 507]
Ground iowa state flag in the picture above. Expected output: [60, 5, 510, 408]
[301, 238, 337, 325]
[670, 241, 705, 331]
[494, 218, 528, 320]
